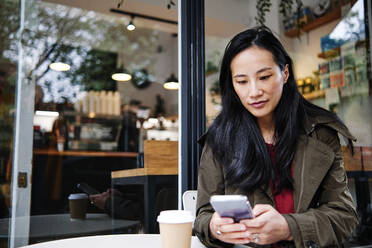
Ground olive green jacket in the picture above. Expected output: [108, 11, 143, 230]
[194, 115, 358, 248]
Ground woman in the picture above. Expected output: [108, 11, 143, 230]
[195, 26, 357, 248]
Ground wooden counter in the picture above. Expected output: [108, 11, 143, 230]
[111, 140, 178, 179]
[111, 167, 177, 178]
[342, 146, 372, 172]
[111, 140, 179, 233]
[33, 148, 137, 158]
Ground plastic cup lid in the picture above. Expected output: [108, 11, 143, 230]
[68, 193, 88, 200]
[157, 210, 194, 224]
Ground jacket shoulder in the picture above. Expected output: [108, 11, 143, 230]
[197, 132, 208, 146]
[306, 114, 356, 142]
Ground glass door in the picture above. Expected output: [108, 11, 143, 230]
[3, 0, 180, 247]
[1, 0, 40, 247]
[0, 0, 20, 246]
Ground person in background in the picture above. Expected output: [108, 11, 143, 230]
[195, 26, 357, 247]
[89, 188, 143, 221]
[118, 100, 141, 152]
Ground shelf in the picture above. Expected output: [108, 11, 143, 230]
[303, 90, 325, 100]
[33, 148, 137, 158]
[284, 1, 356, 38]
[317, 47, 340, 59]
[317, 40, 365, 59]
[63, 111, 122, 120]
[111, 167, 178, 178]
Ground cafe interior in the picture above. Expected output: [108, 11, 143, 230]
[0, 0, 372, 247]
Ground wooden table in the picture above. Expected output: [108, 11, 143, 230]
[20, 234, 206, 248]
[0, 214, 140, 243]
[112, 168, 178, 234]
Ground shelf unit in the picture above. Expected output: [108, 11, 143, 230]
[302, 89, 326, 100]
[33, 148, 137, 157]
[285, 1, 356, 38]
[63, 111, 122, 120]
[317, 47, 340, 59]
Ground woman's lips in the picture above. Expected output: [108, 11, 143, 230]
[250, 100, 268, 108]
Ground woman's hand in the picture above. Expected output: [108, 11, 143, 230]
[239, 204, 293, 245]
[209, 212, 252, 244]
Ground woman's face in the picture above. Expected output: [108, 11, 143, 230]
[231, 46, 289, 121]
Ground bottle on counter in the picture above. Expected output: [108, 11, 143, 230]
[74, 99, 82, 113]
[94, 91, 100, 114]
[113, 91, 121, 116]
[100, 91, 107, 115]
[82, 92, 89, 114]
[107, 91, 113, 115]
[88, 91, 95, 114]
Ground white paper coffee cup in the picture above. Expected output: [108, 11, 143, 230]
[68, 193, 88, 219]
[157, 210, 194, 248]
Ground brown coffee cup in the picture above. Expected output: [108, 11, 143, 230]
[157, 210, 194, 248]
[68, 193, 88, 219]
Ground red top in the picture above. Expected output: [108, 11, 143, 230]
[266, 144, 294, 247]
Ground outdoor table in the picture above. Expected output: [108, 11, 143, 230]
[19, 234, 206, 248]
[0, 214, 140, 243]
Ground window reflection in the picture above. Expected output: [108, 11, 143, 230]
[2, 0, 180, 245]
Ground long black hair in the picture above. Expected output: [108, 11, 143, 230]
[206, 26, 347, 194]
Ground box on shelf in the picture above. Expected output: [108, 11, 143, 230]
[319, 74, 331, 89]
[319, 62, 329, 75]
[329, 56, 342, 72]
[330, 71, 345, 88]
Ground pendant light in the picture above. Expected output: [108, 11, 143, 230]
[163, 73, 179, 90]
[127, 16, 136, 31]
[112, 52, 132, 81]
[163, 34, 179, 90]
[112, 66, 131, 81]
[49, 62, 70, 72]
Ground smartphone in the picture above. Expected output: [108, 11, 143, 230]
[77, 182, 100, 195]
[210, 195, 254, 222]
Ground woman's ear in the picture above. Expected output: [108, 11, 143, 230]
[283, 64, 289, 84]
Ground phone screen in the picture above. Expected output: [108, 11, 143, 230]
[77, 183, 100, 195]
[210, 195, 253, 222]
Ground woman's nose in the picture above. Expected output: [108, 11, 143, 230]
[249, 82, 263, 98]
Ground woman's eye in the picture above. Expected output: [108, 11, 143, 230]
[260, 75, 271, 80]
[236, 80, 247, 84]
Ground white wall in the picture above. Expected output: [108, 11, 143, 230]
[117, 31, 178, 116]
[287, 20, 339, 78]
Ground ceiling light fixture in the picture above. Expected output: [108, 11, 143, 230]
[110, 9, 178, 25]
[163, 73, 179, 90]
[49, 62, 70, 72]
[127, 20, 135, 31]
[112, 52, 132, 82]
[112, 66, 132, 81]
[164, 33, 178, 90]
[127, 16, 136, 31]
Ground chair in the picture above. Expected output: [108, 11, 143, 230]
[182, 190, 197, 218]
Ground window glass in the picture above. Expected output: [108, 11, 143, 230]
[0, 1, 19, 246]
[2, 0, 179, 245]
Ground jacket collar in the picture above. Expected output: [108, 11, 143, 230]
[292, 135, 335, 212]
[303, 114, 356, 141]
